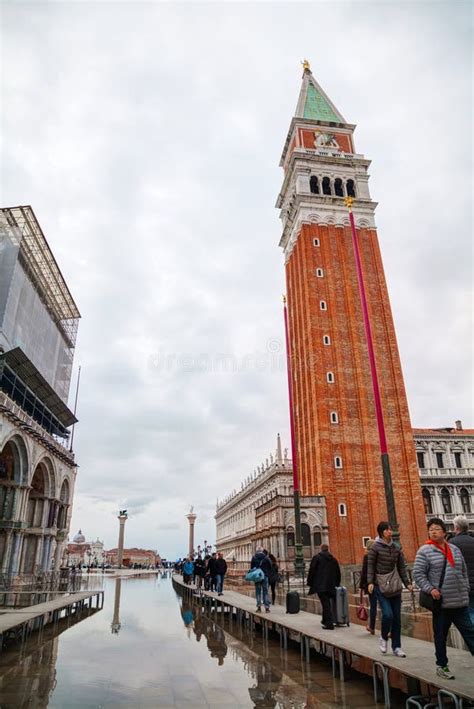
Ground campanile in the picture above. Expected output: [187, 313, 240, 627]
[277, 63, 426, 566]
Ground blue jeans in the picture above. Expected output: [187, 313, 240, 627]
[255, 577, 270, 609]
[432, 606, 474, 667]
[375, 588, 401, 649]
[215, 574, 224, 593]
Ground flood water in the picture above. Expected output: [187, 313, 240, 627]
[0, 573, 406, 707]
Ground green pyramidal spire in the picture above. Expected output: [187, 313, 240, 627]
[295, 62, 346, 124]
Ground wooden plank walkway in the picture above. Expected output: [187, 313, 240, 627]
[173, 575, 474, 706]
[0, 589, 104, 649]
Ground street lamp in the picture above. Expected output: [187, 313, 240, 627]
[345, 197, 399, 545]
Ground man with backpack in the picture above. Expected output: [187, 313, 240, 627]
[250, 547, 272, 613]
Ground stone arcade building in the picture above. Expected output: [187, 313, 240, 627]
[215, 435, 328, 570]
[415, 422, 474, 532]
[0, 206, 80, 575]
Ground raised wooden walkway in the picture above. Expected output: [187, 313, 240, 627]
[173, 575, 473, 708]
[0, 589, 104, 650]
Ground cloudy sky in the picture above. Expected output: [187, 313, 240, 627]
[1, 1, 472, 558]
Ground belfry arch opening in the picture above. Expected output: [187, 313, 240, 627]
[310, 176, 319, 194]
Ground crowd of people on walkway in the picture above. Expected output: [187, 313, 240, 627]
[175, 552, 228, 596]
[357, 515, 474, 680]
[174, 514, 474, 682]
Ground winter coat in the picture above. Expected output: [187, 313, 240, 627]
[367, 538, 410, 588]
[450, 532, 474, 594]
[183, 561, 194, 576]
[268, 559, 279, 584]
[307, 550, 341, 595]
[194, 558, 206, 577]
[360, 553, 369, 592]
[251, 552, 272, 577]
[413, 542, 470, 609]
[207, 557, 219, 577]
[215, 558, 227, 575]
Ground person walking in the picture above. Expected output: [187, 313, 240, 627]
[413, 517, 474, 680]
[267, 553, 279, 605]
[183, 556, 194, 585]
[450, 515, 474, 623]
[307, 544, 341, 630]
[251, 547, 272, 613]
[194, 555, 206, 589]
[360, 539, 378, 634]
[206, 553, 219, 592]
[367, 521, 412, 657]
[215, 552, 227, 596]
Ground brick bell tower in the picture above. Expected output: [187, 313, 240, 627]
[277, 62, 426, 567]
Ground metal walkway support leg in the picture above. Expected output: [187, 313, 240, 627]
[373, 661, 391, 708]
[438, 688, 463, 709]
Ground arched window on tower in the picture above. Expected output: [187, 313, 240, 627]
[460, 487, 471, 514]
[322, 177, 331, 195]
[440, 488, 452, 514]
[346, 179, 356, 197]
[301, 523, 311, 547]
[310, 176, 319, 194]
[334, 178, 344, 197]
[422, 488, 433, 515]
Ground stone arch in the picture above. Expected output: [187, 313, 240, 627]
[0, 434, 29, 486]
[357, 218, 370, 228]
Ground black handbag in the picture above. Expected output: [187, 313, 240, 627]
[419, 552, 448, 612]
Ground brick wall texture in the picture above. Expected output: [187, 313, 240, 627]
[286, 222, 426, 565]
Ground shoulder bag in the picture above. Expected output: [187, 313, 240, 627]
[245, 559, 264, 584]
[376, 566, 403, 597]
[419, 552, 448, 612]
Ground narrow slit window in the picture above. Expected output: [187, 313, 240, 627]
[334, 456, 343, 469]
[338, 503, 347, 516]
[326, 372, 334, 383]
[313, 238, 320, 247]
[320, 300, 327, 311]
[334, 178, 344, 197]
[330, 411, 339, 424]
[309, 176, 319, 194]
[322, 176, 331, 195]
[323, 335, 331, 345]
[316, 268, 324, 277]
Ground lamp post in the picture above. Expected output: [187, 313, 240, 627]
[282, 296, 305, 577]
[344, 197, 399, 545]
[186, 508, 197, 557]
[117, 510, 128, 568]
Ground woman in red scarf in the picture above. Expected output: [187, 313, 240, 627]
[413, 517, 474, 680]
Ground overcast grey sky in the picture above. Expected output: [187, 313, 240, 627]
[1, 1, 472, 559]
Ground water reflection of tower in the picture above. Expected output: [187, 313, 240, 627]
[248, 658, 281, 708]
[111, 578, 122, 634]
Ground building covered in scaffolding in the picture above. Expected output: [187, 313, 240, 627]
[0, 206, 81, 576]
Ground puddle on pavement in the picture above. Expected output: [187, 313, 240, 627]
[0, 573, 407, 707]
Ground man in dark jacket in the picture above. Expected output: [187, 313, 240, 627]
[307, 544, 341, 629]
[215, 552, 228, 596]
[450, 515, 474, 622]
[251, 547, 272, 612]
[206, 553, 219, 592]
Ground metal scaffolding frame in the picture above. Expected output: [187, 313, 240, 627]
[0, 206, 81, 348]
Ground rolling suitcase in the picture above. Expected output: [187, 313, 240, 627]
[286, 590, 300, 614]
[331, 586, 350, 626]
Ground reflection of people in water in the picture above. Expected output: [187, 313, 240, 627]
[180, 602, 194, 629]
[206, 620, 227, 666]
[190, 607, 228, 666]
[248, 658, 282, 708]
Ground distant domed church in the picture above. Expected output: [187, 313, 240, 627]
[67, 530, 105, 567]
